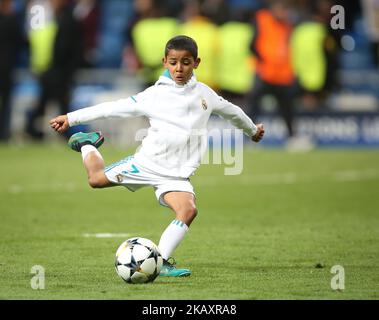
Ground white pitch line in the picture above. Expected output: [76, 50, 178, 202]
[333, 169, 379, 182]
[82, 233, 132, 238]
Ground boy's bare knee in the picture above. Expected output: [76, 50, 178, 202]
[88, 173, 108, 189]
[163, 192, 198, 225]
[177, 206, 198, 225]
[189, 207, 198, 219]
[88, 178, 101, 188]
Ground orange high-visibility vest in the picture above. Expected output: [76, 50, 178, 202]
[254, 9, 294, 85]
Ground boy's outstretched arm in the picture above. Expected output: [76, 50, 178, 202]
[49, 93, 149, 135]
[211, 93, 265, 143]
[50, 115, 69, 133]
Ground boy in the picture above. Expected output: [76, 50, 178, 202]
[49, 35, 265, 277]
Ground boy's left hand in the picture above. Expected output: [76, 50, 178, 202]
[252, 123, 264, 142]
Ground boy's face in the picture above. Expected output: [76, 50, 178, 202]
[163, 49, 200, 85]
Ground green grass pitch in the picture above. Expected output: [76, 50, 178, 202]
[0, 144, 378, 299]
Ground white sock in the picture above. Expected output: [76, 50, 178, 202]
[81, 144, 101, 162]
[158, 219, 189, 261]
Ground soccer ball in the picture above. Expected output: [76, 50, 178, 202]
[115, 237, 163, 284]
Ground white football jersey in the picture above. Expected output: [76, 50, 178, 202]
[67, 73, 257, 178]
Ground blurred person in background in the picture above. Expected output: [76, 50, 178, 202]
[26, 0, 83, 140]
[165, 0, 185, 17]
[179, 0, 220, 89]
[73, 0, 100, 68]
[217, 8, 254, 108]
[361, 0, 379, 68]
[228, 0, 263, 11]
[199, 0, 229, 25]
[122, 0, 178, 88]
[291, 0, 339, 110]
[0, 0, 24, 142]
[248, 0, 314, 150]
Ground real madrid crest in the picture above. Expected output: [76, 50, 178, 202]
[201, 98, 208, 110]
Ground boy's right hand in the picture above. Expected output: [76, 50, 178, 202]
[49, 115, 69, 133]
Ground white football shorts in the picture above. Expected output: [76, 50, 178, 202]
[104, 155, 195, 207]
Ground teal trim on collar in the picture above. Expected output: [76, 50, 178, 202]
[163, 69, 172, 79]
[162, 69, 196, 82]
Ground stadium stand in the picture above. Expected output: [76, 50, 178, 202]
[8, 0, 379, 146]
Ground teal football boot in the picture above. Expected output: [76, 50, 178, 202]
[68, 131, 104, 152]
[159, 258, 191, 277]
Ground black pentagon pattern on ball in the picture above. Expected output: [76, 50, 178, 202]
[125, 254, 139, 275]
[146, 247, 161, 282]
[127, 238, 140, 247]
[117, 254, 139, 284]
[147, 248, 159, 264]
